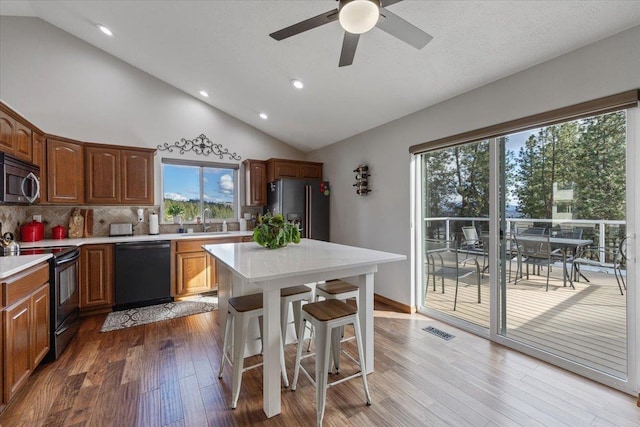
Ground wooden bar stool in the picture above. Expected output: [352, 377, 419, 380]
[291, 299, 372, 427]
[315, 280, 359, 371]
[280, 285, 314, 344]
[218, 292, 289, 409]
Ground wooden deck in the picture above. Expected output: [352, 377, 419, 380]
[424, 259, 628, 378]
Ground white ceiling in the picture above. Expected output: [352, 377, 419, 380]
[1, 1, 640, 153]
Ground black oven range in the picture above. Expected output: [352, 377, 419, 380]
[18, 246, 81, 361]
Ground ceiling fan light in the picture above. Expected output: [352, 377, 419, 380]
[339, 0, 380, 34]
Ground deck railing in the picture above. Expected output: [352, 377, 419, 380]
[423, 217, 626, 264]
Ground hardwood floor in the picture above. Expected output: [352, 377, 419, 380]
[1, 300, 638, 426]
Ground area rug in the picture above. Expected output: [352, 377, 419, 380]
[100, 293, 218, 332]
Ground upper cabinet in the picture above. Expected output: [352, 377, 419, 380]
[243, 159, 267, 207]
[244, 158, 323, 206]
[46, 136, 85, 204]
[85, 145, 120, 204]
[0, 109, 15, 154]
[266, 158, 323, 183]
[0, 103, 38, 163]
[85, 144, 155, 205]
[120, 149, 154, 205]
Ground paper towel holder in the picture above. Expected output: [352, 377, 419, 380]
[149, 211, 160, 235]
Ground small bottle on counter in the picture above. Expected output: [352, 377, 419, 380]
[222, 220, 227, 232]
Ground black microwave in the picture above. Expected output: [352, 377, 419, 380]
[0, 152, 40, 204]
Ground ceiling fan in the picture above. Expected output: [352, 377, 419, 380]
[269, 0, 433, 67]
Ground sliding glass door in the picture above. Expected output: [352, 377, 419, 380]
[416, 106, 636, 392]
[497, 111, 628, 381]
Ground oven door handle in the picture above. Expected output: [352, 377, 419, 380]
[55, 252, 80, 266]
[21, 172, 40, 204]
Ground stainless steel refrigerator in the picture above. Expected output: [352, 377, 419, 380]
[266, 179, 330, 241]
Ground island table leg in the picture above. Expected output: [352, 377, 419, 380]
[262, 287, 282, 418]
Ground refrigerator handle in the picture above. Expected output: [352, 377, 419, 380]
[305, 185, 311, 239]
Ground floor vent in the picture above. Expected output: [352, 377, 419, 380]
[423, 326, 455, 341]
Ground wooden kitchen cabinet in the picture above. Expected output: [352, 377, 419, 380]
[121, 148, 154, 205]
[84, 144, 155, 205]
[80, 244, 114, 312]
[2, 263, 50, 405]
[0, 109, 15, 155]
[46, 135, 84, 204]
[85, 145, 120, 204]
[243, 159, 267, 206]
[176, 252, 211, 296]
[173, 237, 244, 297]
[14, 120, 32, 162]
[0, 103, 36, 162]
[266, 158, 323, 183]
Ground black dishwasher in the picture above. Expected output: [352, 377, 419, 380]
[114, 240, 172, 310]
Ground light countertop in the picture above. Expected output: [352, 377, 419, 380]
[203, 238, 406, 282]
[1, 230, 254, 279]
[0, 254, 53, 280]
[18, 230, 254, 249]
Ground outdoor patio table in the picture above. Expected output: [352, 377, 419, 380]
[517, 236, 592, 288]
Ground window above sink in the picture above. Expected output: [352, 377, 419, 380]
[161, 158, 239, 224]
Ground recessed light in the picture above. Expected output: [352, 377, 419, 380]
[96, 24, 114, 37]
[259, 113, 268, 120]
[291, 80, 304, 89]
[199, 90, 209, 98]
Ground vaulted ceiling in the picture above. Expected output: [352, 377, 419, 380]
[1, 1, 640, 152]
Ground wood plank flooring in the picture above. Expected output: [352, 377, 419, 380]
[1, 300, 638, 426]
[425, 261, 628, 377]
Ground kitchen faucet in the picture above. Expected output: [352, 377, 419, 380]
[203, 208, 212, 232]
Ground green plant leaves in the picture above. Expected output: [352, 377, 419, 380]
[252, 213, 301, 249]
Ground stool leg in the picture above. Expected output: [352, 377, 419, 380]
[330, 328, 341, 373]
[218, 312, 232, 379]
[230, 314, 249, 409]
[291, 317, 307, 391]
[280, 327, 289, 388]
[291, 299, 303, 342]
[316, 324, 331, 427]
[352, 315, 372, 405]
[281, 298, 290, 346]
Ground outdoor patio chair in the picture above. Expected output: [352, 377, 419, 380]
[571, 237, 626, 295]
[513, 232, 561, 291]
[425, 237, 481, 311]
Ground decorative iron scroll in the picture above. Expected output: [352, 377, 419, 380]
[157, 134, 241, 160]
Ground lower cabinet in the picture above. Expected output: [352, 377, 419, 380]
[79, 244, 114, 312]
[173, 237, 245, 297]
[1, 263, 50, 407]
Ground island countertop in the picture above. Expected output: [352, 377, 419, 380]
[203, 238, 406, 282]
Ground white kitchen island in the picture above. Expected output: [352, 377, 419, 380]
[203, 238, 406, 418]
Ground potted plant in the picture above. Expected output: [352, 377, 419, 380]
[166, 203, 185, 224]
[253, 212, 301, 249]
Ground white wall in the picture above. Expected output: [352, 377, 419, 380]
[308, 24, 640, 308]
[0, 16, 303, 205]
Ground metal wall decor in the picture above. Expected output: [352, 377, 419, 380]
[157, 134, 241, 160]
[353, 164, 371, 196]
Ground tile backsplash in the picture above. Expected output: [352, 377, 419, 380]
[2, 205, 252, 240]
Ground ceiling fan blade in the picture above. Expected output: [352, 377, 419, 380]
[270, 9, 339, 41]
[339, 32, 360, 67]
[377, 8, 433, 49]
